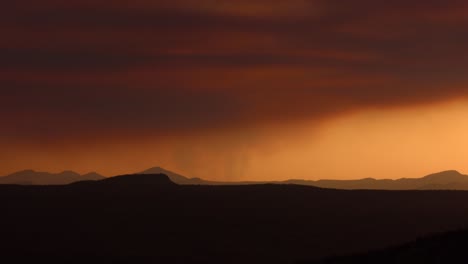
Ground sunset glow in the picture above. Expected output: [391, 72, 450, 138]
[2, 100, 467, 181]
[2, 1, 468, 181]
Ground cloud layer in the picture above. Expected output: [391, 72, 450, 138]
[2, 0, 468, 143]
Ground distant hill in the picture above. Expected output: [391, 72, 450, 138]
[0, 170, 105, 185]
[287, 170, 468, 190]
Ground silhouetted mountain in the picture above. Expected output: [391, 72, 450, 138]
[421, 170, 466, 182]
[102, 173, 175, 185]
[0, 170, 105, 185]
[3, 176, 468, 264]
[306, 229, 468, 264]
[3, 167, 468, 190]
[100, 173, 180, 191]
[287, 170, 468, 190]
[138, 166, 208, 185]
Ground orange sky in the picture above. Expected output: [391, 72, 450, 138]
[2, 1, 468, 180]
[2, 99, 468, 181]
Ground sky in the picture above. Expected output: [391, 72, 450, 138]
[2, 1, 468, 181]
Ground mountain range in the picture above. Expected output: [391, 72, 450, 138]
[285, 170, 468, 190]
[2, 167, 468, 190]
[0, 170, 105, 185]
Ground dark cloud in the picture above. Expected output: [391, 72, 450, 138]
[2, 0, 468, 143]
[0, 84, 245, 142]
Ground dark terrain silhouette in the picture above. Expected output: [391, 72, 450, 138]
[2, 173, 468, 264]
[0, 169, 105, 185]
[304, 229, 468, 264]
[139, 166, 206, 185]
[5, 167, 468, 191]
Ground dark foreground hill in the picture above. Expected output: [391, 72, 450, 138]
[305, 229, 468, 264]
[2, 174, 468, 264]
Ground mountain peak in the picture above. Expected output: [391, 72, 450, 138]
[422, 170, 466, 182]
[140, 167, 168, 174]
[59, 170, 80, 176]
[82, 172, 106, 180]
